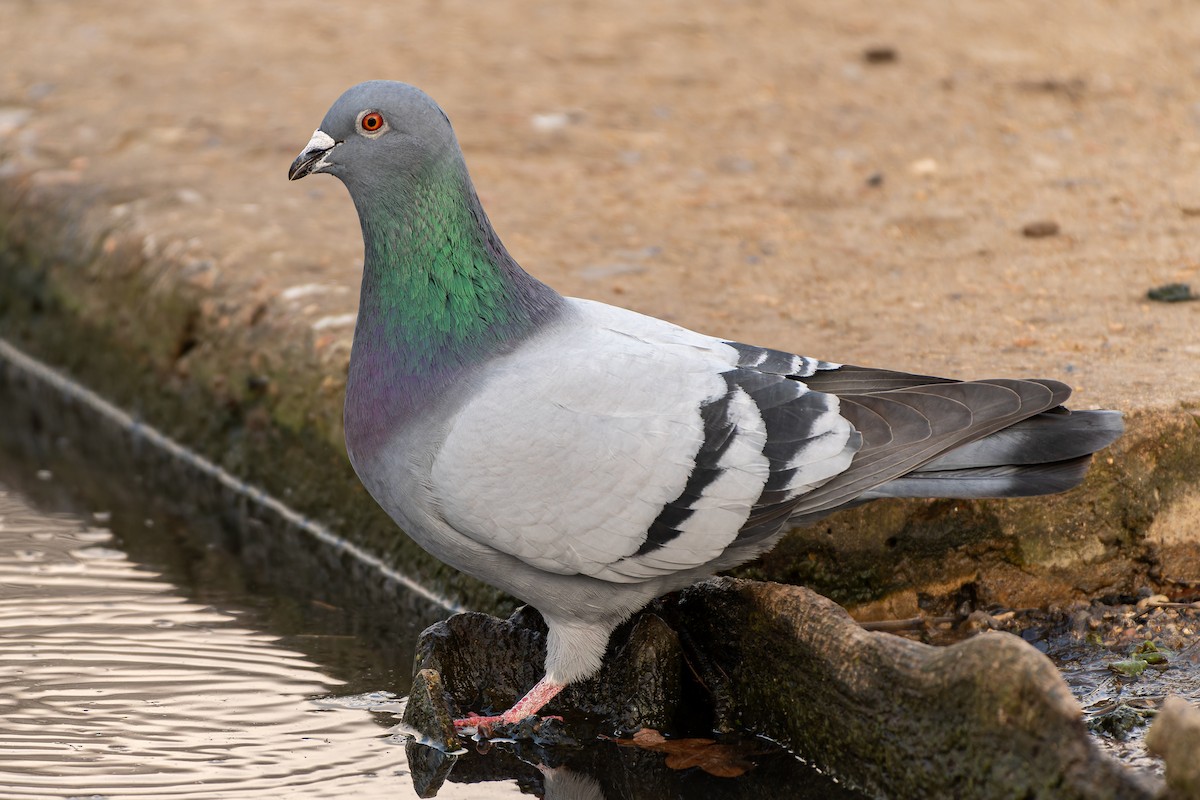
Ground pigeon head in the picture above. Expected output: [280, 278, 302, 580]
[289, 81, 564, 449]
[288, 80, 459, 191]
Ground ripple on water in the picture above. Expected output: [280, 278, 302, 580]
[0, 484, 516, 799]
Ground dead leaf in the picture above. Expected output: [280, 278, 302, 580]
[611, 728, 754, 778]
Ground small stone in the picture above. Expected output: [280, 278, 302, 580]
[1147, 283, 1197, 303]
[1022, 220, 1060, 238]
[865, 172, 884, 188]
[531, 112, 570, 132]
[863, 46, 898, 64]
[909, 158, 938, 176]
[530, 111, 582, 132]
[1147, 697, 1200, 798]
[0, 107, 32, 138]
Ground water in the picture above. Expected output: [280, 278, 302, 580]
[0, 471, 524, 799]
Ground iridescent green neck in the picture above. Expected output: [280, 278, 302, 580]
[345, 158, 561, 451]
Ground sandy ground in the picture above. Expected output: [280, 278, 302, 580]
[2, 0, 1199, 414]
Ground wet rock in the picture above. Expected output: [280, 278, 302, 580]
[414, 724, 857, 800]
[411, 606, 684, 738]
[1146, 696, 1200, 799]
[412, 608, 544, 722]
[675, 577, 1155, 800]
[402, 668, 459, 751]
[404, 738, 458, 799]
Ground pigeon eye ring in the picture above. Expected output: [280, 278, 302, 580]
[357, 110, 387, 136]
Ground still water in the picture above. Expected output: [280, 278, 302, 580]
[0, 470, 521, 799]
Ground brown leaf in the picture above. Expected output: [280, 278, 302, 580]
[613, 728, 754, 778]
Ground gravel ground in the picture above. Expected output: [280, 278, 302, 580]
[3, 0, 1200, 411]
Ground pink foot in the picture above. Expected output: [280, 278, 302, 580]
[453, 712, 506, 737]
[452, 675, 567, 736]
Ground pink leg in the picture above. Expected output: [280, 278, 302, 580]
[453, 674, 566, 731]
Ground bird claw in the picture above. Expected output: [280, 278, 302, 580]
[452, 712, 503, 733]
[452, 711, 566, 740]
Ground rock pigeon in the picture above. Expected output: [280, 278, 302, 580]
[289, 81, 1123, 731]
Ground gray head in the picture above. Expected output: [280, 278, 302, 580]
[288, 81, 461, 191]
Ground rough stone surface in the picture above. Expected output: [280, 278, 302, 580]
[412, 607, 684, 738]
[1146, 696, 1200, 800]
[402, 668, 459, 753]
[675, 577, 1157, 800]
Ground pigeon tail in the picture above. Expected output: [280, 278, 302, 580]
[856, 409, 1123, 500]
[785, 373, 1123, 524]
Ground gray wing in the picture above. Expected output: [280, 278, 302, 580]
[428, 301, 860, 585]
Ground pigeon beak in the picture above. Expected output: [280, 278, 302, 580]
[288, 129, 338, 180]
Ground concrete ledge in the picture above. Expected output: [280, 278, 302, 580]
[2, 175, 1196, 616]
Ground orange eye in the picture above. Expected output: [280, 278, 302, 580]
[361, 112, 384, 133]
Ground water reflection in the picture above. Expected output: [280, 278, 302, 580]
[0, 482, 524, 799]
[399, 732, 860, 800]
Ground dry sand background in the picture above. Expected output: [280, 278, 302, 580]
[3, 0, 1200, 413]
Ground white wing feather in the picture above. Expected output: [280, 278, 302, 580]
[429, 298, 852, 583]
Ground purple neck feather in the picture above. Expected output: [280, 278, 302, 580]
[343, 160, 562, 461]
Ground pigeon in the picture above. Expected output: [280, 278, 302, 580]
[289, 81, 1123, 731]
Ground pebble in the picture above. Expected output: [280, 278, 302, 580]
[1022, 220, 1060, 238]
[909, 158, 938, 176]
[863, 46, 898, 64]
[312, 313, 357, 331]
[0, 107, 32, 138]
[1146, 283, 1197, 303]
[530, 112, 582, 132]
